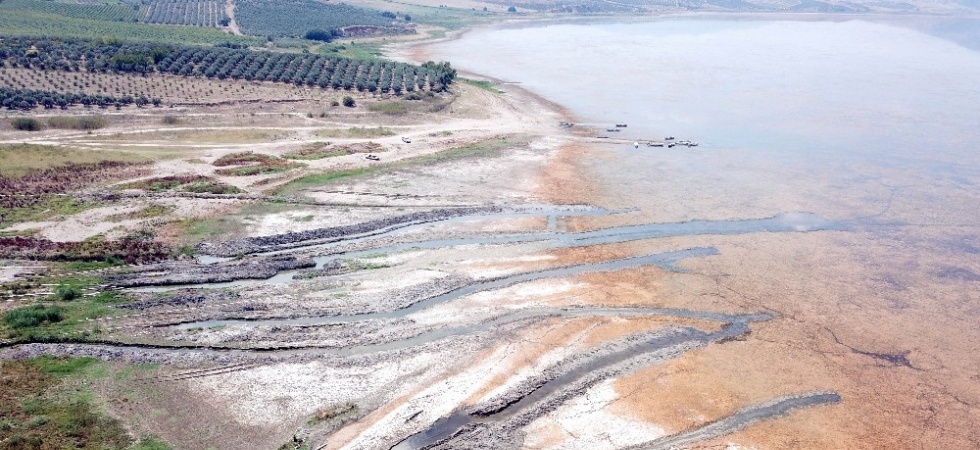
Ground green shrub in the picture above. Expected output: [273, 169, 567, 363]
[55, 284, 81, 301]
[3, 305, 64, 329]
[368, 101, 408, 115]
[30, 356, 99, 376]
[133, 436, 173, 450]
[12, 118, 43, 131]
[342, 96, 355, 107]
[47, 116, 106, 130]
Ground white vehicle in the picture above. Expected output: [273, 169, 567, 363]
[401, 136, 412, 143]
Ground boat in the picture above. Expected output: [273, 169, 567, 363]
[615, 123, 627, 128]
[648, 142, 665, 147]
[665, 136, 675, 140]
[606, 129, 620, 132]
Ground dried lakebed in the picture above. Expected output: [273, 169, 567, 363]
[118, 209, 843, 292]
[3, 206, 847, 449]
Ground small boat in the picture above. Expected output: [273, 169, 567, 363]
[667, 143, 675, 148]
[665, 136, 675, 141]
[596, 136, 609, 139]
[615, 123, 627, 128]
[633, 141, 639, 149]
[648, 142, 665, 147]
[688, 142, 699, 147]
[606, 129, 620, 132]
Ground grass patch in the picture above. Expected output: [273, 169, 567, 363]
[368, 101, 409, 115]
[213, 152, 301, 176]
[106, 204, 175, 222]
[0, 144, 147, 179]
[46, 116, 107, 130]
[174, 216, 240, 242]
[315, 126, 396, 139]
[29, 356, 100, 377]
[1, 196, 94, 224]
[283, 142, 383, 160]
[61, 259, 124, 272]
[318, 41, 386, 60]
[275, 167, 376, 194]
[459, 77, 503, 93]
[1, 291, 124, 342]
[0, 358, 137, 449]
[133, 436, 173, 450]
[82, 128, 276, 144]
[3, 305, 64, 329]
[0, 228, 39, 237]
[118, 175, 242, 194]
[275, 138, 512, 194]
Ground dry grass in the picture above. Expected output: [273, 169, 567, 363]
[118, 175, 242, 194]
[77, 128, 283, 144]
[0, 358, 135, 449]
[106, 204, 176, 222]
[212, 152, 302, 176]
[0, 144, 148, 178]
[314, 126, 396, 139]
[283, 141, 385, 160]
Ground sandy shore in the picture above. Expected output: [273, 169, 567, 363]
[382, 23, 980, 450]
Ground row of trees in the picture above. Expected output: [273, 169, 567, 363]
[1, 87, 161, 111]
[2, 0, 143, 23]
[156, 46, 455, 92]
[234, 0, 400, 38]
[0, 36, 458, 92]
[143, 0, 228, 27]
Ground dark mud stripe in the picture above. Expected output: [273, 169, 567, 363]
[632, 392, 842, 450]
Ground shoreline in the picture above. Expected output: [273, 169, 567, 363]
[3, 12, 978, 450]
[379, 16, 980, 450]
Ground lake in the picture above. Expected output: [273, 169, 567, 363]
[423, 17, 980, 225]
[417, 16, 980, 447]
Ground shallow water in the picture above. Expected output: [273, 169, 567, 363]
[427, 18, 980, 224]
